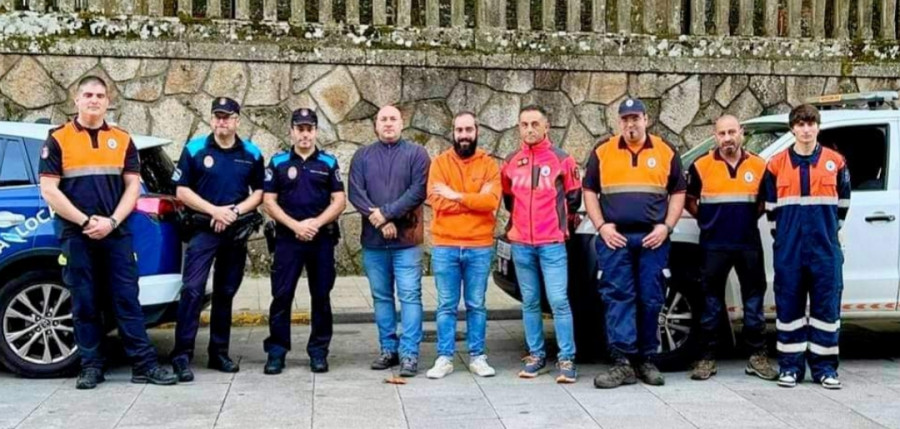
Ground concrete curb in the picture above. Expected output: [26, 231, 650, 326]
[157, 309, 524, 328]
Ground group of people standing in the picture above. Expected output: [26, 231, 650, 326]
[38, 74, 849, 392]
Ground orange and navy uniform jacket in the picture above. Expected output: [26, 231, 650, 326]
[687, 150, 766, 250]
[500, 138, 581, 245]
[583, 134, 686, 232]
[427, 148, 502, 248]
[38, 120, 140, 238]
[762, 144, 851, 251]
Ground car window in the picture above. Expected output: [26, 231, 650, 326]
[139, 146, 176, 195]
[681, 123, 789, 166]
[23, 138, 44, 178]
[0, 138, 33, 186]
[819, 124, 888, 191]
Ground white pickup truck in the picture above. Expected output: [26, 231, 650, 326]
[493, 91, 900, 368]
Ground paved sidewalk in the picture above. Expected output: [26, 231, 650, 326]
[4, 322, 900, 429]
[221, 276, 522, 325]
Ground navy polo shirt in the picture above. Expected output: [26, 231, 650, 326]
[173, 135, 265, 207]
[264, 148, 344, 239]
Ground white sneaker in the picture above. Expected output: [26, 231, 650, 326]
[468, 355, 496, 377]
[821, 376, 842, 390]
[426, 356, 454, 379]
[777, 372, 798, 388]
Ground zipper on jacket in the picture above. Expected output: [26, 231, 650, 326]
[529, 150, 535, 245]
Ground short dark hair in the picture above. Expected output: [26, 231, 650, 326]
[519, 105, 549, 122]
[453, 111, 478, 126]
[789, 104, 820, 127]
[76, 75, 108, 92]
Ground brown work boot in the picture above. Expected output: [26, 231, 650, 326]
[745, 351, 778, 381]
[635, 362, 665, 386]
[690, 359, 717, 380]
[593, 360, 637, 389]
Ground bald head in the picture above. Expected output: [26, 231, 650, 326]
[713, 114, 744, 157]
[715, 115, 740, 130]
[375, 105, 403, 143]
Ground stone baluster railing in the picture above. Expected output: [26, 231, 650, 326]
[5, 0, 900, 41]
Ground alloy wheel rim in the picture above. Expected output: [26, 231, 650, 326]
[3, 283, 77, 365]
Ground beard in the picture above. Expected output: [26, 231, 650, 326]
[720, 143, 738, 156]
[453, 137, 478, 159]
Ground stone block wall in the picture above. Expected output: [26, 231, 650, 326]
[0, 52, 886, 274]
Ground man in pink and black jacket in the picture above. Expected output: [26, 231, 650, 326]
[501, 105, 582, 383]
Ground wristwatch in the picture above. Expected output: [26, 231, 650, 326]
[664, 224, 674, 234]
[81, 216, 92, 228]
[109, 216, 119, 229]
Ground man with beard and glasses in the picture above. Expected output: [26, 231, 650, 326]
[685, 115, 777, 381]
[425, 112, 501, 379]
[584, 98, 685, 389]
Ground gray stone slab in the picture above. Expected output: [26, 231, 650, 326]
[115, 383, 229, 429]
[672, 402, 788, 428]
[0, 378, 64, 429]
[402, 394, 498, 424]
[500, 413, 601, 428]
[407, 418, 505, 429]
[849, 404, 900, 429]
[648, 377, 753, 404]
[16, 383, 144, 429]
[214, 375, 313, 428]
[772, 410, 885, 429]
[6, 325, 900, 429]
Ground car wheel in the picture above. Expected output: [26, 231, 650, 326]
[0, 271, 79, 378]
[655, 245, 704, 372]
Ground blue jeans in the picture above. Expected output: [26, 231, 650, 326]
[431, 246, 493, 357]
[363, 246, 424, 358]
[511, 243, 576, 360]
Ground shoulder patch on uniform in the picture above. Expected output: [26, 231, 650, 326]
[271, 152, 291, 167]
[549, 146, 571, 163]
[47, 123, 67, 140]
[318, 151, 337, 168]
[503, 149, 521, 163]
[242, 140, 263, 160]
[185, 137, 207, 157]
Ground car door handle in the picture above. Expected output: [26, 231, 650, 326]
[0, 212, 26, 228]
[865, 213, 896, 223]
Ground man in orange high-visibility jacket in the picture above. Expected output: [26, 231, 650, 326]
[584, 98, 685, 389]
[762, 104, 851, 390]
[686, 115, 776, 382]
[39, 76, 177, 390]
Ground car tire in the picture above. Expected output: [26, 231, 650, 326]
[655, 244, 704, 372]
[0, 270, 80, 378]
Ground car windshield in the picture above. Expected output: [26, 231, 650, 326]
[139, 146, 176, 195]
[681, 122, 790, 166]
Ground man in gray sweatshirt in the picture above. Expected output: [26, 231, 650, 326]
[348, 105, 431, 377]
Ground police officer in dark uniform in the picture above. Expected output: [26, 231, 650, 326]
[262, 108, 346, 374]
[38, 75, 177, 389]
[169, 97, 265, 381]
